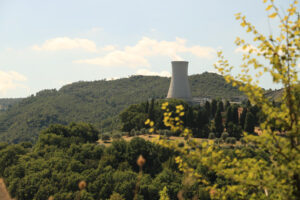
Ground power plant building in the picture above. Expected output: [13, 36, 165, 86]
[167, 61, 192, 101]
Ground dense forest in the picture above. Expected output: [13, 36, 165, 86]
[0, 98, 23, 111]
[0, 122, 267, 200]
[0, 72, 246, 144]
[119, 98, 262, 140]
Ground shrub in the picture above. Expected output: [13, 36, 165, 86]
[140, 128, 146, 135]
[214, 138, 222, 144]
[178, 142, 185, 147]
[135, 130, 142, 136]
[229, 137, 237, 144]
[221, 132, 229, 140]
[102, 134, 111, 142]
[173, 129, 181, 136]
[158, 129, 167, 136]
[112, 133, 122, 139]
[129, 129, 136, 137]
[225, 137, 236, 144]
[208, 132, 215, 139]
[109, 192, 125, 200]
[240, 138, 246, 144]
[165, 130, 173, 137]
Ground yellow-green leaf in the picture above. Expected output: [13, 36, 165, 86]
[269, 13, 277, 18]
[266, 5, 272, 11]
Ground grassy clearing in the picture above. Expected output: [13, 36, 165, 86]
[97, 134, 207, 146]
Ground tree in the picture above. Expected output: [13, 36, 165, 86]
[244, 112, 255, 134]
[214, 109, 223, 136]
[239, 107, 247, 127]
[208, 132, 215, 139]
[77, 190, 94, 200]
[158, 0, 300, 199]
[246, 100, 251, 108]
[145, 101, 149, 113]
[110, 192, 125, 200]
[0, 144, 27, 176]
[225, 137, 236, 145]
[102, 134, 111, 142]
[225, 100, 231, 110]
[185, 107, 194, 128]
[221, 132, 229, 141]
[204, 101, 211, 119]
[225, 106, 232, 127]
[211, 99, 217, 117]
[227, 122, 243, 139]
[159, 186, 170, 200]
[148, 98, 155, 120]
[213, 0, 300, 198]
[231, 105, 239, 125]
[196, 108, 208, 130]
[217, 101, 224, 112]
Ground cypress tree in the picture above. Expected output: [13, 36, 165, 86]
[227, 122, 243, 139]
[239, 107, 247, 127]
[249, 105, 259, 125]
[197, 108, 205, 130]
[246, 100, 251, 108]
[204, 101, 211, 119]
[225, 100, 231, 110]
[148, 98, 155, 120]
[244, 112, 255, 133]
[186, 107, 194, 128]
[202, 107, 209, 125]
[214, 109, 223, 137]
[232, 105, 239, 125]
[217, 101, 224, 112]
[145, 100, 149, 113]
[226, 106, 232, 128]
[211, 99, 217, 117]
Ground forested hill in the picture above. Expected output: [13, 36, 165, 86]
[0, 72, 245, 143]
[0, 98, 23, 111]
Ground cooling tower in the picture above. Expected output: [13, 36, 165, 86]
[167, 61, 192, 100]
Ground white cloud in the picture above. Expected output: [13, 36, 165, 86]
[75, 50, 149, 68]
[135, 69, 171, 77]
[0, 70, 28, 95]
[100, 45, 117, 52]
[74, 37, 215, 68]
[32, 37, 98, 52]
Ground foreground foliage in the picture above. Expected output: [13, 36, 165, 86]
[155, 0, 300, 199]
[0, 123, 178, 199]
[1, 122, 293, 200]
[1, 123, 269, 200]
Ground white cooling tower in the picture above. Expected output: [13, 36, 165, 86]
[167, 61, 192, 100]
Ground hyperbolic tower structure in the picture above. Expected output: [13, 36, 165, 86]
[167, 61, 192, 101]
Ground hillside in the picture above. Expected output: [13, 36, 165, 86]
[264, 88, 284, 101]
[0, 72, 245, 143]
[0, 98, 23, 111]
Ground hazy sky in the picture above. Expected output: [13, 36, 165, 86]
[0, 0, 293, 98]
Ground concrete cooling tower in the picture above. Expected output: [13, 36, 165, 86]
[167, 61, 192, 101]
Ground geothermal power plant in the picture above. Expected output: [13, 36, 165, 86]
[167, 61, 192, 101]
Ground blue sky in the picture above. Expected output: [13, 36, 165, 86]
[0, 0, 293, 97]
